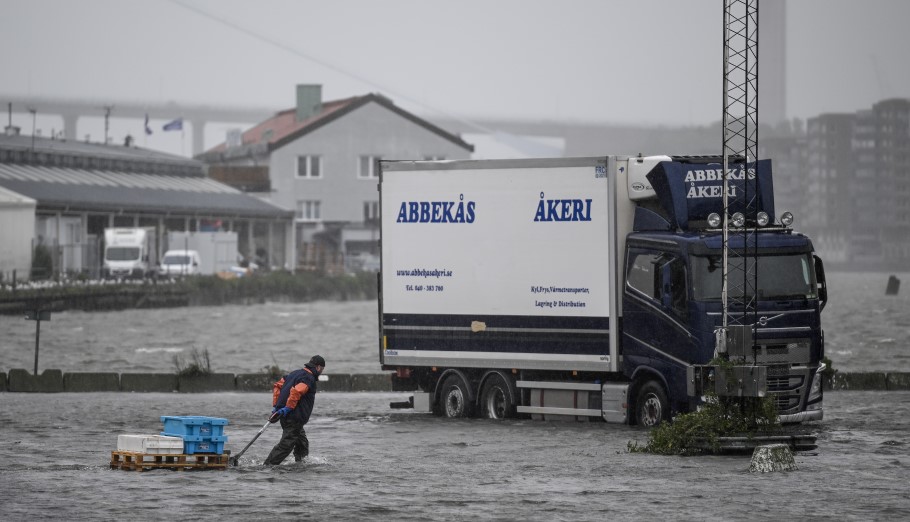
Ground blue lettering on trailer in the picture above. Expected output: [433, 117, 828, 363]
[396, 194, 476, 223]
[533, 192, 592, 222]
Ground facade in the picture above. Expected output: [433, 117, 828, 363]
[0, 132, 294, 281]
[198, 85, 474, 271]
[794, 98, 910, 268]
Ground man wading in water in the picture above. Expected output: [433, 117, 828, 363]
[264, 355, 325, 465]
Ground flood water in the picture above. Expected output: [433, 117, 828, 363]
[0, 271, 908, 375]
[1, 271, 909, 519]
[0, 390, 908, 520]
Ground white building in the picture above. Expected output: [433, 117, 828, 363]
[198, 85, 474, 271]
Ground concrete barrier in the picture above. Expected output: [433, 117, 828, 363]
[350, 373, 393, 392]
[8, 369, 64, 392]
[886, 372, 910, 390]
[319, 373, 352, 392]
[121, 373, 178, 393]
[63, 372, 121, 392]
[236, 373, 273, 392]
[0, 371, 6, 392]
[178, 373, 236, 393]
[827, 372, 888, 391]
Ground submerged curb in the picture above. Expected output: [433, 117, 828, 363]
[0, 369, 393, 393]
[1, 370, 908, 393]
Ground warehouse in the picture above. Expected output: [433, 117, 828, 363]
[0, 132, 294, 281]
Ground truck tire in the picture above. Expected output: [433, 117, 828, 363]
[634, 380, 669, 427]
[439, 374, 474, 418]
[480, 373, 515, 419]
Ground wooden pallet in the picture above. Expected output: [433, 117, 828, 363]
[110, 451, 229, 472]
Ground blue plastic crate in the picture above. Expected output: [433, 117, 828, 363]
[160, 434, 227, 455]
[160, 416, 228, 439]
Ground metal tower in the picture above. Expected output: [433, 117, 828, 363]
[719, 0, 760, 356]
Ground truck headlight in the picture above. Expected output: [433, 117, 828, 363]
[756, 212, 770, 226]
[808, 363, 825, 402]
[731, 212, 746, 227]
[707, 213, 721, 228]
[780, 211, 794, 227]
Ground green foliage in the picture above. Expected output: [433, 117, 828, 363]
[0, 270, 378, 313]
[628, 394, 781, 455]
[629, 357, 782, 456]
[261, 364, 285, 380]
[821, 355, 837, 379]
[173, 347, 212, 378]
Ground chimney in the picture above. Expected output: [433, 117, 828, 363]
[296, 84, 322, 122]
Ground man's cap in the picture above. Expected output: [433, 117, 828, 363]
[309, 355, 326, 367]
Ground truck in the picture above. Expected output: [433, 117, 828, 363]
[103, 227, 157, 279]
[165, 231, 239, 275]
[378, 155, 827, 425]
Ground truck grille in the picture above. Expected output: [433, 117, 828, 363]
[763, 362, 811, 415]
[750, 340, 810, 365]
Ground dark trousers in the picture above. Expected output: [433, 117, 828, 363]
[264, 417, 309, 465]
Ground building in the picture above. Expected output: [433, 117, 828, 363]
[871, 99, 910, 266]
[797, 98, 910, 268]
[0, 131, 294, 281]
[803, 113, 856, 265]
[197, 85, 474, 271]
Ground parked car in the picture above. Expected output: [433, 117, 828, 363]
[158, 249, 201, 277]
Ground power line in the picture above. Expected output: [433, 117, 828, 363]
[166, 0, 493, 134]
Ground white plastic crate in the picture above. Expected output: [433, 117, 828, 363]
[117, 434, 185, 455]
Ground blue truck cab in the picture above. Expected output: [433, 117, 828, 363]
[621, 156, 826, 424]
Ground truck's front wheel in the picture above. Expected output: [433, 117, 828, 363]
[635, 380, 669, 427]
[439, 374, 474, 418]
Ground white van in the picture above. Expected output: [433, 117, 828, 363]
[158, 250, 202, 277]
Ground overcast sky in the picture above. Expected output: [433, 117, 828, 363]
[2, 0, 909, 152]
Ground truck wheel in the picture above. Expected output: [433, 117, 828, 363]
[635, 380, 669, 427]
[480, 374, 515, 419]
[439, 374, 474, 418]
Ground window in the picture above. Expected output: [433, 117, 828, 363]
[627, 251, 688, 316]
[363, 201, 380, 223]
[626, 252, 661, 299]
[296, 200, 321, 221]
[297, 155, 322, 178]
[690, 254, 817, 301]
[359, 155, 381, 178]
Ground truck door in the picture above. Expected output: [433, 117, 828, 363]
[622, 248, 694, 403]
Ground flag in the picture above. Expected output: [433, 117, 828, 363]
[144, 113, 153, 135]
[163, 118, 183, 132]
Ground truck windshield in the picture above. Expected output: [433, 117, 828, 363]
[690, 253, 817, 301]
[106, 247, 140, 261]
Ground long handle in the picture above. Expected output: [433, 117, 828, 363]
[232, 415, 277, 461]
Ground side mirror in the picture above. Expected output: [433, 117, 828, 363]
[814, 255, 827, 311]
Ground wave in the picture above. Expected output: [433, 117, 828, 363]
[135, 347, 184, 354]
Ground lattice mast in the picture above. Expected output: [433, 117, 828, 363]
[718, 0, 760, 356]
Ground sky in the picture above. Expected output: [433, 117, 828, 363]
[2, 0, 909, 154]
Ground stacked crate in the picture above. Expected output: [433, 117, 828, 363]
[160, 416, 229, 454]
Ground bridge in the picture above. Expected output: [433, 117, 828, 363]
[2, 95, 274, 156]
